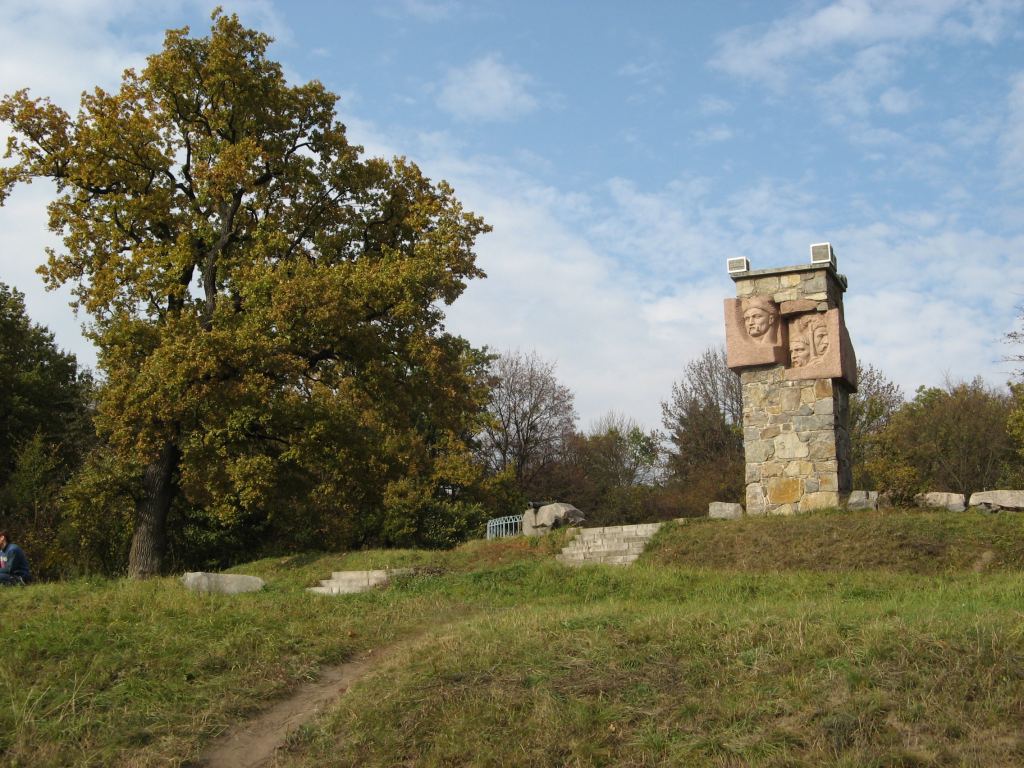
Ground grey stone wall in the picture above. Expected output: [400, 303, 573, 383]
[730, 260, 854, 515]
[741, 368, 851, 514]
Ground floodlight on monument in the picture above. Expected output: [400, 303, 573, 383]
[809, 242, 836, 269]
[726, 257, 750, 274]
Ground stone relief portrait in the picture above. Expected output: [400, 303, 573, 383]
[723, 297, 787, 370]
[741, 296, 780, 345]
[789, 313, 830, 368]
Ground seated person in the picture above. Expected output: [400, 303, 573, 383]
[0, 530, 31, 585]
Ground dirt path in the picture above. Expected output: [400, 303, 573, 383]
[194, 645, 387, 768]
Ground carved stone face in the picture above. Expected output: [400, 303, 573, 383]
[790, 338, 810, 368]
[812, 323, 830, 355]
[743, 308, 774, 338]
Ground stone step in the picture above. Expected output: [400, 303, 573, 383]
[574, 524, 661, 537]
[331, 569, 390, 580]
[557, 553, 640, 566]
[560, 543, 648, 555]
[556, 522, 663, 567]
[563, 537, 651, 547]
[567, 537, 653, 548]
[308, 568, 412, 596]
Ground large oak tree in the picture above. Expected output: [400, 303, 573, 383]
[0, 13, 490, 576]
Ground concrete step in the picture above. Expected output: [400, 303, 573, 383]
[570, 535, 658, 545]
[331, 569, 391, 581]
[308, 568, 412, 596]
[556, 522, 663, 567]
[562, 539, 650, 549]
[558, 548, 640, 558]
[573, 524, 661, 538]
[557, 553, 640, 566]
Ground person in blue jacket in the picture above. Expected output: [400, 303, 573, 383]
[0, 531, 31, 585]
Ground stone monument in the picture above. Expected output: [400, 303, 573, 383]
[723, 245, 856, 515]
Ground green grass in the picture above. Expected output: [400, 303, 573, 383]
[647, 508, 1024, 573]
[3, 511, 1024, 766]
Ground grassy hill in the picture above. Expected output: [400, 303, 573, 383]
[3, 509, 1023, 767]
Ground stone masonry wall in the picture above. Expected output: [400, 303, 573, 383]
[734, 267, 842, 307]
[742, 368, 851, 515]
[728, 259, 855, 515]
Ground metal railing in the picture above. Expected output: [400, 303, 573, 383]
[486, 514, 523, 540]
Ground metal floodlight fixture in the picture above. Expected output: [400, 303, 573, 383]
[810, 242, 836, 268]
[726, 257, 750, 274]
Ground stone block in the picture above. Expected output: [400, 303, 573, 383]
[794, 414, 833, 432]
[813, 398, 834, 415]
[774, 432, 809, 459]
[767, 476, 802, 504]
[745, 464, 761, 483]
[724, 298, 788, 370]
[784, 460, 813, 477]
[914, 492, 966, 512]
[772, 288, 800, 303]
[809, 440, 837, 461]
[778, 388, 802, 411]
[801, 272, 827, 293]
[761, 461, 784, 477]
[780, 299, 819, 316]
[745, 439, 774, 463]
[846, 490, 878, 510]
[181, 572, 265, 594]
[760, 425, 781, 439]
[802, 491, 840, 510]
[770, 503, 796, 515]
[709, 502, 744, 520]
[746, 483, 767, 516]
[968, 490, 1024, 511]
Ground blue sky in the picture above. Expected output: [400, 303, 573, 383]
[2, 0, 1024, 429]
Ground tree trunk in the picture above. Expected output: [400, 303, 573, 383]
[128, 439, 180, 578]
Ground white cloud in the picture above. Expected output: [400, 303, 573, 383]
[0, 182, 94, 367]
[709, 0, 1013, 88]
[436, 54, 538, 122]
[693, 124, 734, 144]
[815, 43, 902, 117]
[698, 95, 735, 116]
[618, 56, 668, 103]
[388, 0, 461, 22]
[878, 86, 920, 114]
[1000, 72, 1024, 181]
[0, 1, 149, 107]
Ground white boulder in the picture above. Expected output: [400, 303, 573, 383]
[968, 490, 1024, 511]
[708, 502, 743, 520]
[914, 492, 966, 512]
[522, 502, 585, 536]
[845, 490, 878, 510]
[180, 572, 265, 594]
